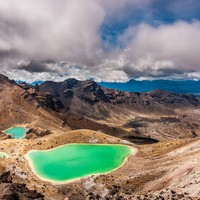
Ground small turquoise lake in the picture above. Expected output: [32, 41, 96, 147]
[26, 144, 134, 183]
[3, 127, 28, 139]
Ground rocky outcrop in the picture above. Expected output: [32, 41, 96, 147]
[2, 183, 44, 200]
[35, 93, 65, 111]
[26, 128, 52, 139]
[0, 132, 12, 140]
[0, 171, 44, 200]
[0, 171, 12, 183]
[19, 83, 65, 111]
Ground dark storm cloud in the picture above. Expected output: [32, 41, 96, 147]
[19, 61, 58, 73]
[123, 66, 185, 79]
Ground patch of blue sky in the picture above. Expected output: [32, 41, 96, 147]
[100, 0, 200, 46]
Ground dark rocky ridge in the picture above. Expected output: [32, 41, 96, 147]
[1, 74, 199, 115]
[25, 128, 52, 139]
[39, 78, 200, 116]
[0, 171, 44, 200]
[0, 74, 16, 85]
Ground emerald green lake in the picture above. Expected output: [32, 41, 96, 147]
[26, 144, 133, 183]
[3, 127, 28, 139]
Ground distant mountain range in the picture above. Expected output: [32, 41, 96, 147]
[16, 80, 44, 86]
[16, 79, 200, 95]
[99, 79, 200, 95]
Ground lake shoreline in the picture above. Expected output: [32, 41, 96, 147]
[0, 152, 10, 158]
[3, 126, 28, 139]
[25, 143, 138, 185]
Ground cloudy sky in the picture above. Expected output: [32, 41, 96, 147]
[0, 0, 200, 82]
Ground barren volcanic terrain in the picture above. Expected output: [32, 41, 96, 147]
[1, 74, 200, 199]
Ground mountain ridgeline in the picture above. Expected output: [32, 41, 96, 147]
[38, 78, 200, 116]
